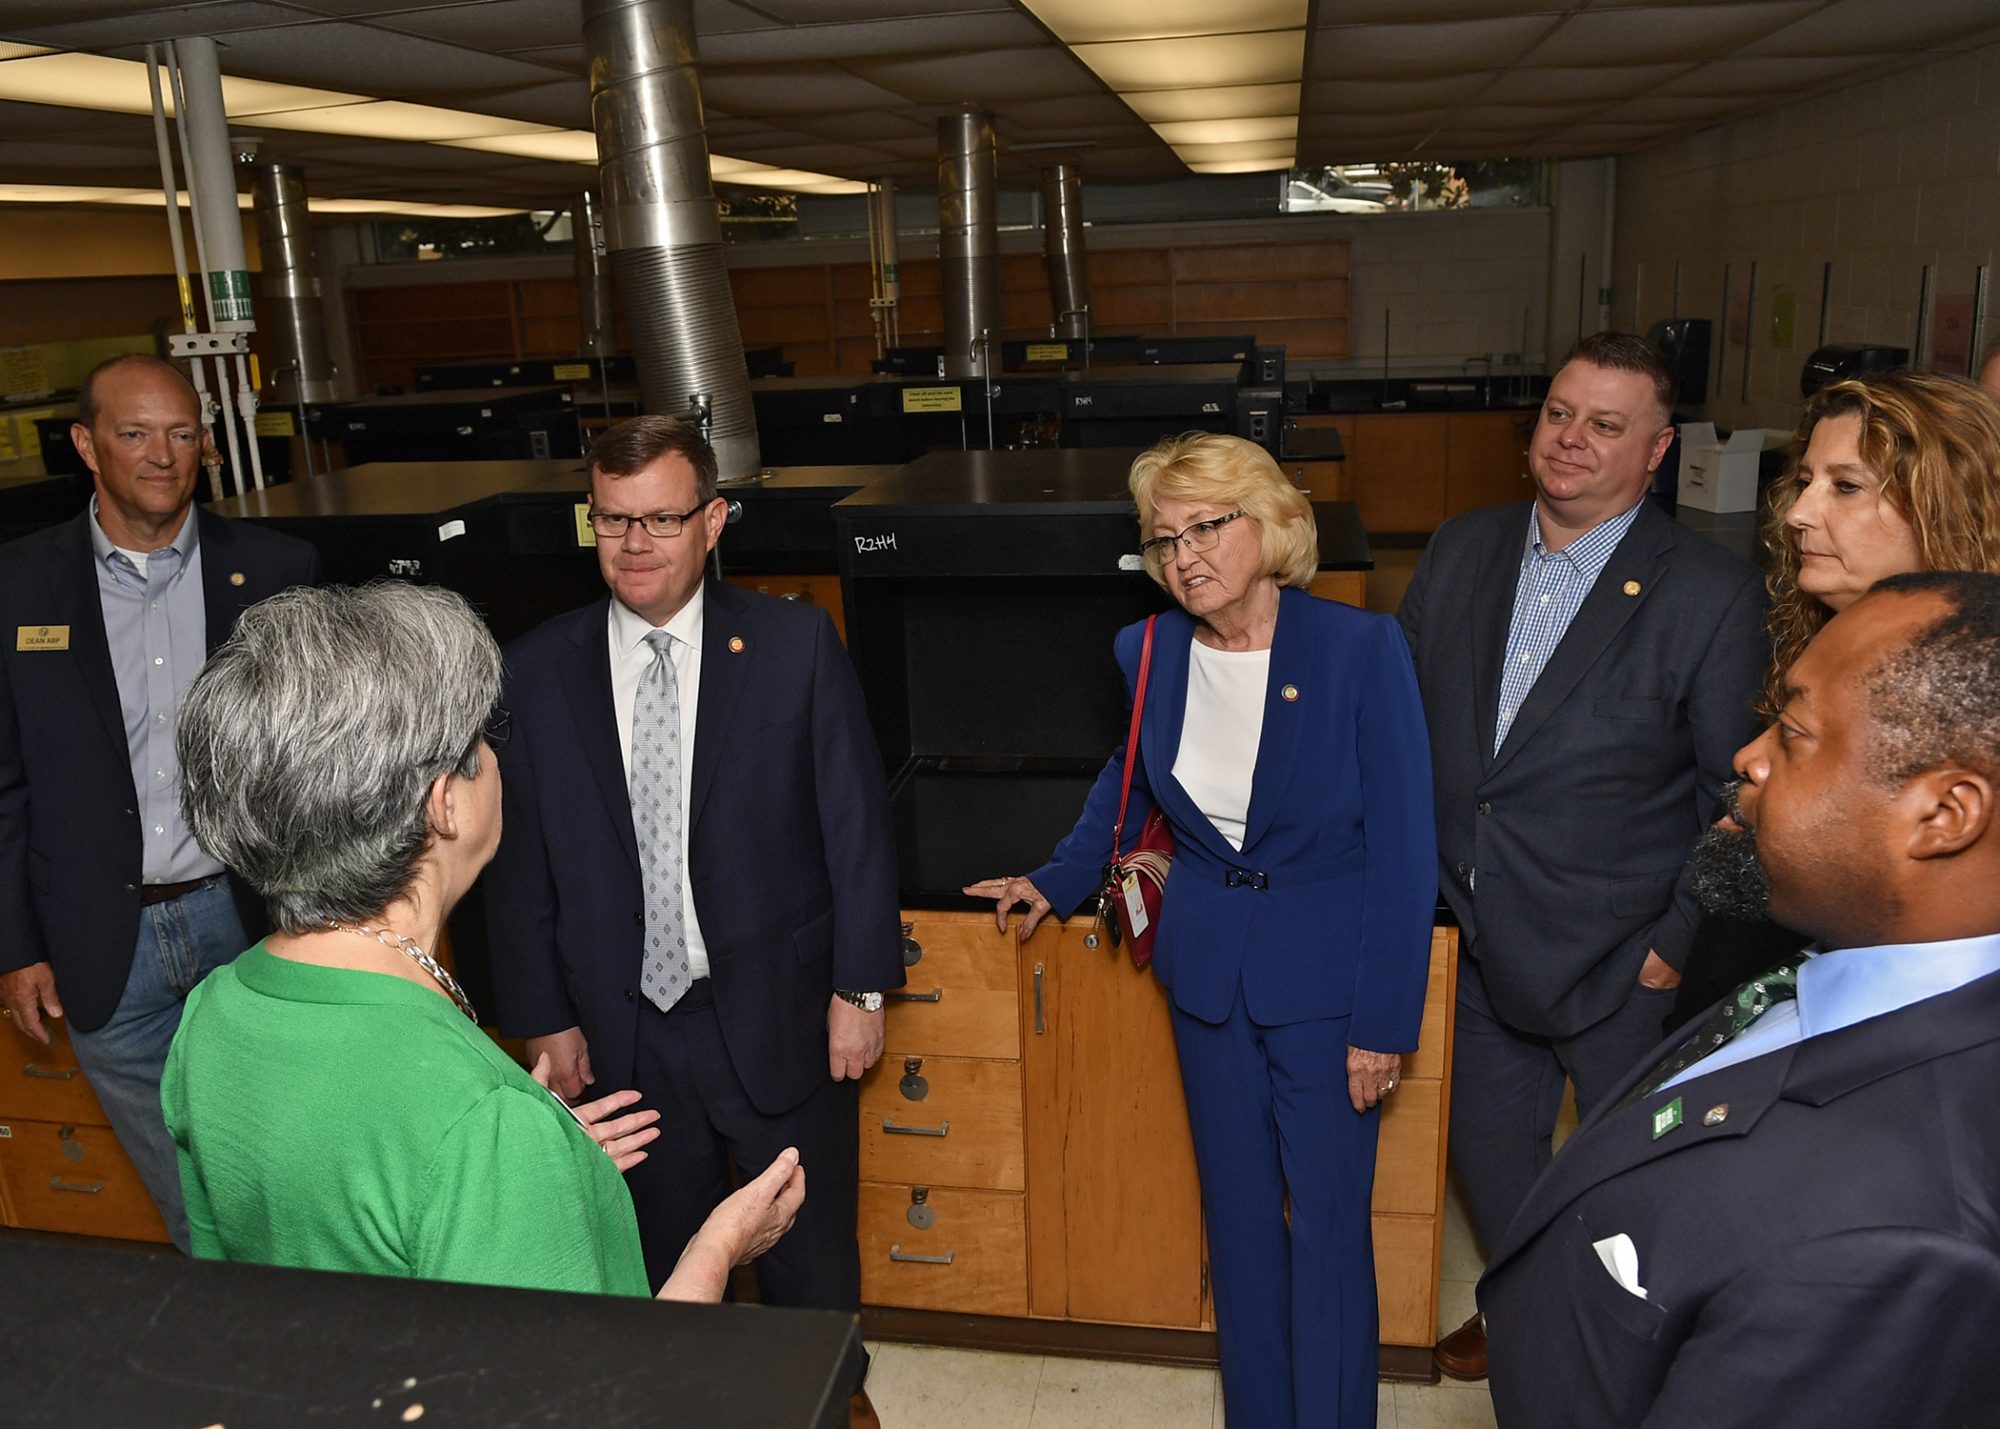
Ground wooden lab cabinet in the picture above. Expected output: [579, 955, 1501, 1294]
[0, 1021, 170, 1243]
[1287, 410, 1532, 537]
[858, 910, 1460, 1354]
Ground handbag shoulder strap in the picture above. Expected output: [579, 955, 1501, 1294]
[1109, 614, 1159, 861]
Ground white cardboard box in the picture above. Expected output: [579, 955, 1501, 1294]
[1677, 422, 1767, 513]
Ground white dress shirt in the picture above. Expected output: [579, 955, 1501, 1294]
[608, 590, 711, 981]
[1172, 641, 1270, 852]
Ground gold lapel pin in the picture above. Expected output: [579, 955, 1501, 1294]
[1702, 1103, 1730, 1127]
[1281, 684, 1299, 702]
[1622, 580, 1641, 596]
[728, 636, 746, 653]
[229, 572, 247, 587]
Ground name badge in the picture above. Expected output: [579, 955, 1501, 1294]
[1120, 870, 1150, 938]
[17, 625, 68, 651]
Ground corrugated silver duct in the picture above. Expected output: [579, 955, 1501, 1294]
[574, 189, 617, 360]
[250, 162, 338, 404]
[1041, 165, 1090, 342]
[938, 110, 999, 380]
[583, 0, 759, 476]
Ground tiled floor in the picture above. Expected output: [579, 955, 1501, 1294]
[865, 1092, 1583, 1427]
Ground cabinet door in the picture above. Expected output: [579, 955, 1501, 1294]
[721, 573, 847, 642]
[1444, 411, 1533, 518]
[1348, 415, 1448, 534]
[1020, 920, 1206, 1328]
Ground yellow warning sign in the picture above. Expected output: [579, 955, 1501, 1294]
[574, 502, 598, 548]
[254, 410, 296, 438]
[1025, 343, 1070, 363]
[552, 363, 593, 381]
[901, 385, 963, 414]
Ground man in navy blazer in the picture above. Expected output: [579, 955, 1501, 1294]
[1482, 572, 2000, 1427]
[0, 355, 319, 1249]
[483, 418, 901, 1364]
[1398, 334, 1767, 1376]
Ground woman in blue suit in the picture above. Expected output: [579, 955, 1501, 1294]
[968, 432, 1436, 1428]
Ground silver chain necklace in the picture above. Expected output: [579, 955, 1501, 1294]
[324, 920, 479, 1023]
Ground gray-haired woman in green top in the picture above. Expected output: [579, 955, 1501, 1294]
[163, 582, 802, 1301]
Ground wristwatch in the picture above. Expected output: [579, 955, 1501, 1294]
[835, 988, 885, 1012]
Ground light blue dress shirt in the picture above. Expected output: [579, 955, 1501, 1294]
[1494, 497, 1646, 752]
[88, 499, 222, 885]
[1661, 932, 2000, 1090]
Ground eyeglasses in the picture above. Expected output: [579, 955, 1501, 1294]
[586, 500, 715, 540]
[463, 703, 511, 768]
[1138, 509, 1247, 567]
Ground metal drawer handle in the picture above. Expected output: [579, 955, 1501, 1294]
[886, 988, 941, 1004]
[882, 1117, 948, 1138]
[1033, 962, 1045, 1036]
[50, 1176, 106, 1195]
[888, 1245, 955, 1266]
[23, 1063, 76, 1081]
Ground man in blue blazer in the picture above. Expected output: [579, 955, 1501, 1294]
[1481, 572, 2000, 1427]
[483, 418, 901, 1378]
[1398, 334, 1767, 1376]
[0, 355, 319, 1250]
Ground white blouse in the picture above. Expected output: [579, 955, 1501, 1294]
[1170, 640, 1271, 852]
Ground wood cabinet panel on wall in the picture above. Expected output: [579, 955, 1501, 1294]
[1445, 411, 1533, 518]
[1349, 414, 1449, 534]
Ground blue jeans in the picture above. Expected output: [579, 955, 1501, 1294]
[68, 876, 246, 1253]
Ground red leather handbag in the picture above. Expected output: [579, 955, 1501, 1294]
[1089, 614, 1175, 970]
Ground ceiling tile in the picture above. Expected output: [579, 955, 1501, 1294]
[846, 47, 1103, 105]
[1307, 16, 1561, 77]
[371, 0, 583, 51]
[0, 3, 304, 49]
[1738, 0, 2000, 57]
[701, 12, 1045, 63]
[1652, 53, 1882, 97]
[1475, 63, 1693, 105]
[699, 66, 911, 114]
[1522, 3, 1823, 67]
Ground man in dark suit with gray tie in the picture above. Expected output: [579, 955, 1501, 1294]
[1481, 571, 2000, 1427]
[483, 416, 901, 1427]
[1398, 333, 1768, 1378]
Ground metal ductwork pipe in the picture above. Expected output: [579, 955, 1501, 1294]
[1041, 165, 1089, 342]
[249, 162, 337, 404]
[938, 109, 999, 380]
[583, 0, 759, 477]
[574, 189, 617, 360]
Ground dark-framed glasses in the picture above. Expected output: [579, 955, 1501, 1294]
[1138, 509, 1246, 567]
[586, 500, 715, 540]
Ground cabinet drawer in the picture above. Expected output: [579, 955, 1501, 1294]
[0, 1118, 170, 1242]
[858, 1182, 1028, 1316]
[1372, 1212, 1439, 1346]
[0, 1024, 109, 1125]
[1371, 1077, 1442, 1215]
[859, 1054, 1024, 1192]
[1405, 929, 1454, 1082]
[888, 917, 1020, 1061]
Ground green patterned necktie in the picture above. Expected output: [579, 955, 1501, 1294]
[1617, 962, 1803, 1110]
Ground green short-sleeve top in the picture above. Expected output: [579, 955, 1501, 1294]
[161, 943, 649, 1298]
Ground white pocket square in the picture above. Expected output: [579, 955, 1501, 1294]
[1591, 1232, 1649, 1299]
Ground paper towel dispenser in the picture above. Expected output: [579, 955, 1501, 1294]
[1800, 344, 1908, 398]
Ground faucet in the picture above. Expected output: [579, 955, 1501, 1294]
[1461, 354, 1494, 407]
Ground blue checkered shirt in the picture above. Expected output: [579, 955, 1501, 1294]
[1494, 499, 1645, 753]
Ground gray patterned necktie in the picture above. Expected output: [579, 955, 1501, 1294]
[633, 629, 690, 1012]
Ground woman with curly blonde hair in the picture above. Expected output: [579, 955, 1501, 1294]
[1673, 370, 2000, 1023]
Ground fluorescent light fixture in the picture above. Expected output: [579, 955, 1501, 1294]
[1071, 31, 1305, 91]
[1122, 82, 1302, 123]
[1150, 116, 1298, 145]
[0, 183, 521, 217]
[1170, 139, 1298, 164]
[0, 50, 859, 194]
[441, 131, 601, 164]
[1185, 158, 1295, 174]
[1017, 0, 1306, 44]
